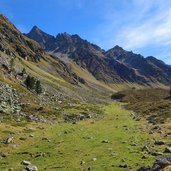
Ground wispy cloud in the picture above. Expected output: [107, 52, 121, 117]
[94, 0, 171, 63]
[1, 0, 171, 63]
[116, 6, 171, 49]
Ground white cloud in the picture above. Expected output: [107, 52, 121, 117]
[93, 0, 171, 63]
[116, 8, 171, 49]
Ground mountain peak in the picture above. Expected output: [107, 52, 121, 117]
[56, 32, 72, 39]
[26, 25, 54, 49]
[113, 45, 124, 51]
[105, 45, 126, 59]
[29, 25, 44, 34]
[32, 25, 40, 31]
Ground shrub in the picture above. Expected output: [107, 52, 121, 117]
[35, 80, 42, 94]
[24, 75, 42, 94]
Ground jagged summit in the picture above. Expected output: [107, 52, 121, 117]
[26, 26, 54, 49]
[113, 45, 124, 51]
[25, 23, 171, 85]
[31, 25, 40, 30]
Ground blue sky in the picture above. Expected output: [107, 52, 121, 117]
[0, 0, 171, 64]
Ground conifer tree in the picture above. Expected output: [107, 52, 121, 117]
[35, 80, 42, 94]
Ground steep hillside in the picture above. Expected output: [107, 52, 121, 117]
[106, 46, 171, 84]
[0, 14, 80, 84]
[0, 15, 43, 62]
[25, 26, 55, 49]
[0, 14, 117, 123]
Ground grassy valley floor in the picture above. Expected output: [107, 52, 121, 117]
[0, 103, 169, 171]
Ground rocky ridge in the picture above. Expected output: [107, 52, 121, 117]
[26, 26, 171, 85]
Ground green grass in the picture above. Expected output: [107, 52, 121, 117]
[111, 88, 171, 123]
[0, 103, 166, 171]
[111, 88, 169, 103]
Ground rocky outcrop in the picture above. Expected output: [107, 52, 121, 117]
[25, 26, 55, 49]
[137, 156, 171, 171]
[0, 81, 21, 116]
[0, 15, 43, 62]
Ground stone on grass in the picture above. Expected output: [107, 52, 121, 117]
[25, 164, 38, 171]
[142, 145, 149, 152]
[154, 140, 165, 145]
[80, 161, 85, 165]
[137, 156, 171, 171]
[164, 147, 171, 153]
[5, 137, 13, 144]
[21, 160, 31, 166]
[101, 140, 109, 143]
[119, 164, 128, 168]
[92, 158, 97, 161]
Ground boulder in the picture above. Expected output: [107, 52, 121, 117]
[25, 164, 38, 171]
[155, 156, 171, 167]
[137, 156, 171, 171]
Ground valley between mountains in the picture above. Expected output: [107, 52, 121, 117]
[0, 103, 170, 171]
[0, 14, 171, 171]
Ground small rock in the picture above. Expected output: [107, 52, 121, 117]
[92, 158, 97, 161]
[87, 167, 92, 170]
[0, 152, 7, 158]
[41, 137, 49, 141]
[25, 164, 38, 171]
[21, 160, 31, 166]
[119, 164, 128, 168]
[164, 147, 171, 153]
[80, 161, 85, 165]
[29, 135, 34, 138]
[142, 155, 148, 159]
[142, 145, 149, 152]
[154, 140, 165, 145]
[150, 151, 163, 156]
[20, 137, 27, 141]
[137, 166, 151, 171]
[156, 156, 171, 167]
[4, 137, 13, 144]
[101, 140, 109, 143]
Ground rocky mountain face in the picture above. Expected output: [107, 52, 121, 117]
[106, 46, 171, 84]
[26, 26, 171, 85]
[25, 26, 55, 49]
[0, 15, 43, 62]
[0, 15, 85, 85]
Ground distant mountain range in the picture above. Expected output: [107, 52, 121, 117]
[26, 25, 171, 85]
[0, 14, 171, 88]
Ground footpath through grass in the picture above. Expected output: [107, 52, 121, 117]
[0, 103, 157, 171]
